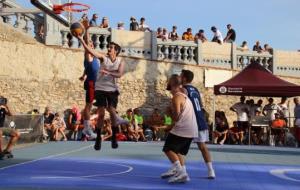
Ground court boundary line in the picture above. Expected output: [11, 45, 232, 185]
[31, 161, 133, 179]
[0, 144, 93, 171]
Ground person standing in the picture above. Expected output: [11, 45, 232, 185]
[230, 96, 250, 144]
[0, 97, 20, 159]
[161, 75, 198, 183]
[180, 69, 216, 179]
[77, 33, 125, 150]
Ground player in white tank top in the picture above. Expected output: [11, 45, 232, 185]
[77, 34, 125, 151]
[170, 91, 198, 138]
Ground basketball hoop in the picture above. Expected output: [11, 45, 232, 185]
[53, 3, 90, 14]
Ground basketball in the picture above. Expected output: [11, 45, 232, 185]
[70, 22, 85, 37]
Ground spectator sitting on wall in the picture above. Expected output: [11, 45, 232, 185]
[43, 106, 54, 139]
[194, 29, 208, 43]
[253, 41, 263, 53]
[100, 17, 110, 28]
[117, 22, 125, 30]
[138, 17, 151, 32]
[211, 26, 223, 45]
[213, 111, 229, 145]
[237, 41, 249, 51]
[156, 27, 163, 38]
[80, 13, 88, 22]
[160, 28, 168, 41]
[223, 24, 236, 43]
[263, 44, 273, 54]
[129, 17, 139, 31]
[168, 26, 179, 41]
[182, 28, 194, 41]
[89, 13, 99, 27]
[52, 112, 67, 141]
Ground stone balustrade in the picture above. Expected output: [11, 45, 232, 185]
[236, 49, 273, 71]
[1, 0, 299, 78]
[157, 39, 198, 64]
[61, 27, 111, 50]
[0, 0, 44, 42]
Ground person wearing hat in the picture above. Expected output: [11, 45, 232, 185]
[129, 17, 139, 31]
[117, 22, 125, 30]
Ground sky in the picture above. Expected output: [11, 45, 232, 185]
[18, 0, 300, 50]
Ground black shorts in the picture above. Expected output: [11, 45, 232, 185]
[163, 133, 193, 156]
[94, 90, 119, 108]
[85, 81, 95, 103]
[237, 121, 249, 131]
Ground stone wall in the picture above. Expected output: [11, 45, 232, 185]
[1, 31, 300, 126]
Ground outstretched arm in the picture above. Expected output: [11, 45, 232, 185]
[77, 35, 106, 61]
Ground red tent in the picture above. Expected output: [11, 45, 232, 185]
[214, 62, 300, 97]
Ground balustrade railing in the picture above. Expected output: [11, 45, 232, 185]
[0, 0, 44, 42]
[157, 39, 198, 64]
[61, 28, 111, 51]
[1, 0, 299, 78]
[236, 50, 273, 71]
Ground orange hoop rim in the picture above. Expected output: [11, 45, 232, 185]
[53, 3, 90, 13]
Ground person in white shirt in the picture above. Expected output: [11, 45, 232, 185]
[263, 98, 282, 121]
[278, 97, 289, 122]
[161, 74, 198, 183]
[230, 96, 249, 144]
[211, 26, 223, 45]
[138, 17, 151, 32]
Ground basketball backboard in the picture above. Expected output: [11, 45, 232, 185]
[30, 0, 71, 27]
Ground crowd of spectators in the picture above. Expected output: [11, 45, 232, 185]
[80, 12, 274, 54]
[213, 96, 300, 146]
[41, 105, 173, 143]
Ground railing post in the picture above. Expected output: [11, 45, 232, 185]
[197, 39, 202, 65]
[151, 31, 157, 60]
[231, 42, 237, 70]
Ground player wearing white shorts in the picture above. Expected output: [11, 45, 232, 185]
[180, 69, 216, 179]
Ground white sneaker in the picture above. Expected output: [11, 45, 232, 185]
[161, 167, 176, 178]
[116, 115, 129, 126]
[208, 169, 216, 179]
[168, 172, 189, 183]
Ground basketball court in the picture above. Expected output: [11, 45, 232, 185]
[0, 142, 299, 190]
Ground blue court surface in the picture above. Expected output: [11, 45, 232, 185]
[0, 142, 299, 190]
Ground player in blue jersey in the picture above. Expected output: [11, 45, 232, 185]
[79, 30, 100, 140]
[180, 69, 216, 179]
